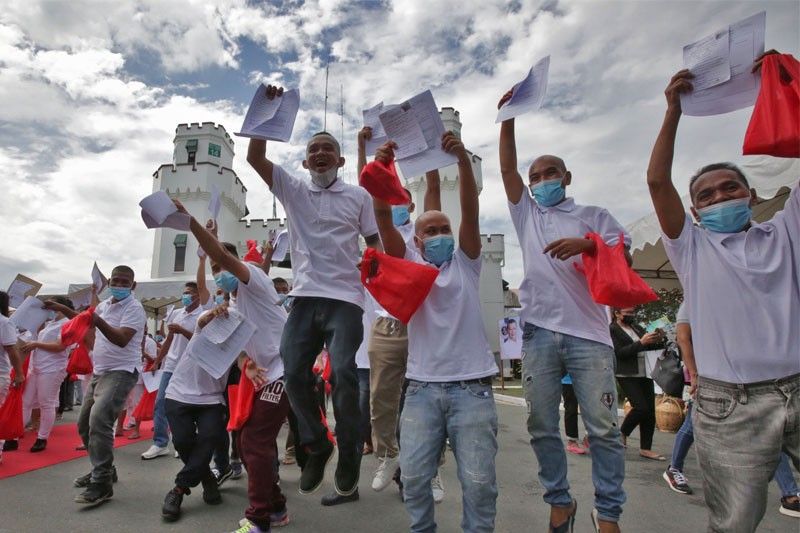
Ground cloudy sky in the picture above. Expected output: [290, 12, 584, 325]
[1, 0, 798, 293]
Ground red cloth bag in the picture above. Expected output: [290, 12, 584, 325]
[133, 390, 157, 421]
[227, 361, 255, 431]
[66, 344, 93, 375]
[0, 363, 29, 440]
[743, 54, 800, 157]
[360, 248, 440, 324]
[575, 233, 658, 308]
[243, 240, 263, 264]
[60, 307, 95, 346]
[359, 159, 410, 205]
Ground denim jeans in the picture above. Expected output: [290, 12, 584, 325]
[77, 370, 139, 484]
[694, 374, 800, 533]
[152, 371, 173, 447]
[399, 380, 498, 533]
[521, 323, 626, 523]
[774, 452, 800, 498]
[357, 368, 371, 452]
[165, 399, 226, 488]
[670, 401, 695, 472]
[281, 297, 363, 458]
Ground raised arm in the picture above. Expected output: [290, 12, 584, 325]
[497, 90, 525, 204]
[424, 169, 441, 212]
[357, 126, 372, 177]
[647, 70, 694, 239]
[245, 85, 284, 189]
[371, 142, 406, 258]
[92, 314, 136, 348]
[443, 133, 481, 259]
[197, 257, 210, 307]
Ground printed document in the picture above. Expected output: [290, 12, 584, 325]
[496, 56, 550, 123]
[235, 86, 300, 142]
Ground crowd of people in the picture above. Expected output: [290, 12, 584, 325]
[0, 50, 798, 533]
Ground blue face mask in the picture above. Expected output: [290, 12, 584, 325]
[530, 179, 565, 207]
[214, 294, 226, 305]
[697, 197, 752, 233]
[155, 335, 164, 343]
[391, 205, 411, 226]
[109, 286, 132, 301]
[214, 271, 239, 293]
[181, 294, 195, 307]
[276, 293, 288, 306]
[423, 235, 455, 266]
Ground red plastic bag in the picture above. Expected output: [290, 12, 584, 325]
[66, 344, 93, 375]
[227, 362, 255, 431]
[243, 240, 263, 264]
[359, 159, 410, 205]
[575, 233, 658, 308]
[60, 307, 95, 347]
[359, 248, 439, 324]
[0, 386, 23, 440]
[133, 390, 157, 421]
[743, 54, 800, 158]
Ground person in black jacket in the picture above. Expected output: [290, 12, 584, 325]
[610, 308, 666, 460]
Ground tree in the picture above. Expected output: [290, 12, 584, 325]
[636, 288, 684, 324]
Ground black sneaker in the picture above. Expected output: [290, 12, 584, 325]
[202, 475, 222, 505]
[780, 494, 800, 518]
[663, 467, 693, 495]
[2, 440, 18, 452]
[74, 482, 113, 506]
[334, 451, 361, 497]
[74, 466, 118, 488]
[162, 487, 188, 521]
[299, 442, 334, 494]
[321, 488, 359, 506]
[213, 465, 233, 487]
[30, 438, 47, 453]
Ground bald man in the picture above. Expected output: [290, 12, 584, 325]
[498, 89, 630, 532]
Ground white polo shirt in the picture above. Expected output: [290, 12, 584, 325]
[233, 263, 287, 386]
[93, 295, 146, 375]
[662, 185, 800, 383]
[375, 222, 417, 320]
[162, 305, 205, 373]
[405, 247, 498, 382]
[0, 315, 17, 376]
[271, 165, 379, 310]
[30, 317, 70, 374]
[509, 193, 630, 347]
[166, 320, 229, 405]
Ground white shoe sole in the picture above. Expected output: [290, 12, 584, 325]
[141, 449, 170, 460]
[662, 471, 692, 495]
[779, 505, 800, 518]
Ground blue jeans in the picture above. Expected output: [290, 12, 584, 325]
[521, 323, 626, 523]
[152, 371, 173, 447]
[670, 402, 695, 472]
[399, 380, 498, 533]
[775, 452, 800, 498]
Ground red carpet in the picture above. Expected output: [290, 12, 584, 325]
[0, 421, 153, 480]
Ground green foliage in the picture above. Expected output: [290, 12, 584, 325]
[636, 288, 684, 324]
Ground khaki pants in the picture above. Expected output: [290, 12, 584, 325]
[368, 316, 408, 458]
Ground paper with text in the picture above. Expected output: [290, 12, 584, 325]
[496, 56, 550, 123]
[208, 184, 222, 220]
[186, 309, 256, 379]
[142, 369, 164, 393]
[683, 30, 731, 91]
[363, 102, 398, 156]
[10, 296, 49, 333]
[378, 104, 428, 159]
[7, 274, 42, 309]
[235, 86, 300, 142]
[140, 191, 192, 231]
[271, 230, 289, 263]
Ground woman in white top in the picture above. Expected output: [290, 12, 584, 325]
[19, 296, 74, 453]
[0, 291, 25, 463]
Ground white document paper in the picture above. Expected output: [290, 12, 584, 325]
[164, 304, 176, 324]
[496, 56, 551, 123]
[271, 230, 290, 263]
[186, 309, 257, 379]
[91, 262, 107, 293]
[681, 11, 766, 116]
[234, 86, 300, 143]
[7, 274, 42, 309]
[362, 102, 399, 156]
[10, 296, 49, 333]
[208, 184, 222, 220]
[378, 104, 428, 159]
[68, 287, 92, 309]
[142, 369, 164, 393]
[140, 191, 192, 231]
[379, 90, 459, 178]
[683, 30, 731, 91]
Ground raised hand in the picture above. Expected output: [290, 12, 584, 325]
[497, 89, 514, 110]
[664, 70, 694, 112]
[266, 84, 284, 100]
[172, 198, 189, 215]
[358, 126, 373, 147]
[205, 218, 218, 237]
[375, 141, 397, 164]
[441, 131, 467, 160]
[752, 49, 779, 73]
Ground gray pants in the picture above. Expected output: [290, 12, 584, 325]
[77, 370, 138, 484]
[694, 373, 800, 533]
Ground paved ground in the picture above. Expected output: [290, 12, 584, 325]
[0, 399, 794, 532]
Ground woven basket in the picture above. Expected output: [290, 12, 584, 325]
[655, 396, 684, 432]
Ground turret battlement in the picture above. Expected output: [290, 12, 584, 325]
[175, 122, 235, 147]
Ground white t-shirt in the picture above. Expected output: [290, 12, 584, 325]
[93, 295, 146, 375]
[233, 263, 287, 385]
[355, 293, 379, 370]
[375, 222, 417, 320]
[509, 193, 630, 346]
[30, 317, 70, 374]
[166, 321, 229, 405]
[662, 185, 800, 383]
[405, 247, 498, 382]
[675, 302, 689, 325]
[162, 306, 205, 373]
[270, 165, 379, 310]
[0, 315, 17, 376]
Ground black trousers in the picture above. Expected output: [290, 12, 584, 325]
[561, 383, 579, 440]
[165, 399, 227, 488]
[618, 377, 656, 450]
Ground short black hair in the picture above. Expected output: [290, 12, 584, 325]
[185, 282, 198, 291]
[272, 277, 288, 286]
[112, 265, 135, 279]
[0, 291, 8, 317]
[222, 242, 239, 257]
[689, 162, 750, 199]
[308, 131, 341, 154]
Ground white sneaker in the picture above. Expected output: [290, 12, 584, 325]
[371, 455, 399, 492]
[174, 450, 180, 458]
[141, 444, 170, 460]
[431, 472, 445, 503]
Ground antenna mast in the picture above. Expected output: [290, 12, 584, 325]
[323, 65, 329, 131]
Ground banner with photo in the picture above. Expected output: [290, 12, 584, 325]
[498, 317, 522, 360]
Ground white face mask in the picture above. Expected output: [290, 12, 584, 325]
[309, 167, 338, 188]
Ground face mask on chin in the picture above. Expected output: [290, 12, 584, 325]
[309, 167, 338, 188]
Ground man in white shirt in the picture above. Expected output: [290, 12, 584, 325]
[47, 265, 146, 506]
[647, 61, 799, 533]
[371, 132, 499, 532]
[246, 84, 381, 499]
[498, 89, 629, 532]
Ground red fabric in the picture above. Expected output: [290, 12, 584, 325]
[60, 307, 95, 347]
[66, 344, 93, 375]
[227, 361, 255, 431]
[0, 386, 23, 440]
[575, 233, 658, 308]
[359, 248, 439, 324]
[359, 159, 410, 205]
[133, 390, 157, 421]
[243, 240, 263, 264]
[743, 54, 800, 158]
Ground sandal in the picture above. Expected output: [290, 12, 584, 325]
[549, 499, 577, 533]
[640, 451, 666, 461]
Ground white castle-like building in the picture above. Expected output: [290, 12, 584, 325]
[146, 110, 507, 354]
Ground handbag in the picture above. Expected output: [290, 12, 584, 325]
[650, 342, 684, 398]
